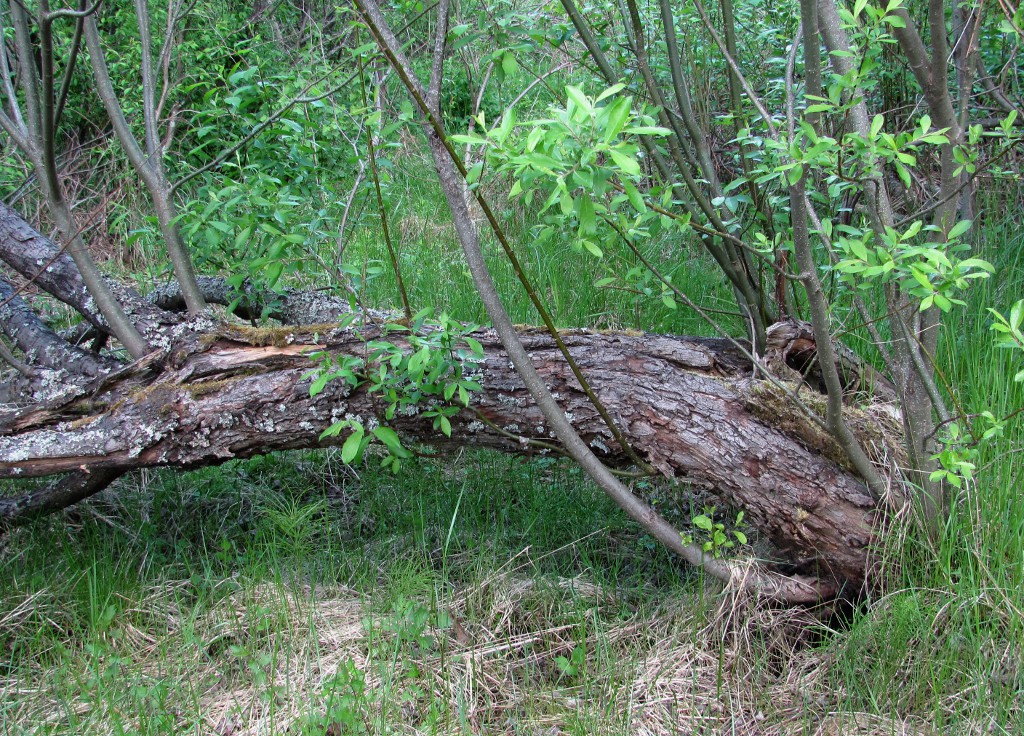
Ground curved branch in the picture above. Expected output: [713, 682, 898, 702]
[0, 468, 123, 530]
[0, 200, 181, 340]
[0, 276, 117, 379]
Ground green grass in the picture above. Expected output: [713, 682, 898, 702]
[0, 452, 705, 735]
[340, 153, 742, 337]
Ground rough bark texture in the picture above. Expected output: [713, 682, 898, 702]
[0, 321, 885, 587]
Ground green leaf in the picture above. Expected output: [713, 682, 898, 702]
[451, 32, 483, 52]
[603, 97, 632, 142]
[623, 126, 671, 136]
[349, 42, 377, 57]
[501, 52, 519, 77]
[526, 126, 544, 152]
[559, 186, 574, 216]
[849, 239, 868, 261]
[595, 83, 626, 102]
[463, 336, 483, 355]
[319, 421, 346, 440]
[372, 426, 413, 458]
[496, 106, 516, 143]
[234, 226, 252, 248]
[565, 85, 592, 114]
[449, 133, 487, 145]
[1011, 300, 1024, 329]
[902, 220, 923, 240]
[264, 261, 284, 289]
[608, 148, 640, 176]
[805, 103, 834, 115]
[946, 219, 972, 240]
[787, 164, 804, 186]
[622, 181, 646, 212]
[693, 514, 713, 531]
[341, 425, 365, 463]
[578, 194, 596, 236]
[309, 374, 330, 397]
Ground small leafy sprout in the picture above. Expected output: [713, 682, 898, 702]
[306, 311, 486, 471]
[681, 507, 748, 558]
[554, 643, 586, 680]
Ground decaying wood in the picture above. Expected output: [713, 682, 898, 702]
[0, 320, 894, 588]
[765, 318, 898, 403]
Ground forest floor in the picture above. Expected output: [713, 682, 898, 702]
[0, 445, 1020, 735]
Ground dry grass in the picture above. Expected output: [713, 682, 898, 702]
[3, 565, 998, 735]
[3, 559, 1013, 736]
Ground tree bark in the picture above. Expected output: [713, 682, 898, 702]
[0, 320, 891, 590]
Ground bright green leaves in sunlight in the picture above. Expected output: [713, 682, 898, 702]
[831, 217, 994, 313]
[305, 311, 485, 473]
[451, 84, 674, 264]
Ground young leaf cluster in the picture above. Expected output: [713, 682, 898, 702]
[452, 84, 673, 260]
[306, 311, 485, 472]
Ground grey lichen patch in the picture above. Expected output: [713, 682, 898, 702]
[128, 421, 172, 458]
[328, 404, 349, 423]
[497, 394, 527, 409]
[0, 423, 115, 465]
[30, 369, 83, 404]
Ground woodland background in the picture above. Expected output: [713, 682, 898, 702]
[0, 0, 1023, 732]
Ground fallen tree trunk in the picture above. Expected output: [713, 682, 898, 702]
[0, 202, 906, 600]
[0, 320, 891, 589]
